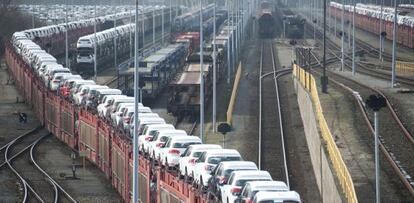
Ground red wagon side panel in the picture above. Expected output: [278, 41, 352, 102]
[78, 109, 99, 164]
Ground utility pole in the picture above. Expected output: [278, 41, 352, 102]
[322, 0, 328, 93]
[94, 1, 97, 81]
[162, 0, 165, 45]
[352, 0, 356, 76]
[227, 0, 231, 85]
[213, 0, 217, 133]
[199, 0, 204, 141]
[132, 0, 140, 202]
[65, 0, 69, 70]
[114, 0, 118, 87]
[341, 0, 345, 72]
[379, 0, 385, 62]
[391, 0, 397, 88]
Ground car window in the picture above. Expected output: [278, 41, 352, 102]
[228, 175, 234, 185]
[193, 151, 203, 158]
[149, 130, 158, 136]
[142, 126, 149, 135]
[173, 142, 200, 148]
[198, 152, 206, 162]
[241, 185, 250, 197]
[152, 132, 160, 141]
[160, 136, 168, 142]
[165, 139, 172, 147]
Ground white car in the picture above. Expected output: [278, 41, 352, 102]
[75, 85, 108, 105]
[49, 72, 72, 91]
[97, 95, 128, 117]
[116, 105, 152, 128]
[147, 129, 187, 160]
[193, 149, 242, 188]
[221, 170, 272, 203]
[252, 191, 301, 203]
[70, 80, 96, 100]
[113, 103, 135, 126]
[129, 117, 166, 136]
[235, 181, 289, 203]
[139, 124, 175, 153]
[159, 136, 202, 167]
[44, 67, 70, 87]
[178, 144, 222, 179]
[104, 97, 134, 119]
[121, 111, 158, 130]
[208, 161, 258, 198]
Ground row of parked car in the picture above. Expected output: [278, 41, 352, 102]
[138, 126, 301, 203]
[27, 57, 301, 202]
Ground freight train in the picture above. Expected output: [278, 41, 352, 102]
[281, 9, 305, 39]
[12, 11, 136, 59]
[167, 23, 232, 117]
[172, 4, 215, 32]
[6, 4, 301, 202]
[258, 1, 275, 38]
[76, 7, 178, 75]
[330, 2, 414, 48]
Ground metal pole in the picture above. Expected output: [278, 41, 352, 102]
[352, 0, 356, 76]
[227, 1, 231, 85]
[133, 0, 140, 202]
[341, 0, 344, 72]
[94, 1, 97, 81]
[153, 8, 156, 45]
[170, 0, 172, 35]
[379, 0, 384, 61]
[374, 111, 380, 203]
[322, 0, 328, 93]
[391, 0, 397, 88]
[114, 0, 118, 85]
[213, 1, 217, 133]
[65, 0, 69, 70]
[199, 0, 204, 141]
[32, 0, 35, 28]
[162, 1, 165, 45]
[130, 7, 133, 58]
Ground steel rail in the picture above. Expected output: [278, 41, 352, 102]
[30, 134, 78, 203]
[4, 135, 45, 203]
[259, 40, 291, 187]
[311, 50, 414, 198]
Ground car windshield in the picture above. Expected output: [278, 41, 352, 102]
[207, 156, 241, 164]
[193, 151, 203, 158]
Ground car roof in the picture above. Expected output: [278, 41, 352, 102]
[158, 129, 187, 135]
[170, 136, 201, 142]
[245, 181, 288, 191]
[189, 144, 222, 150]
[140, 117, 165, 123]
[97, 89, 122, 93]
[204, 149, 240, 156]
[218, 161, 257, 169]
[230, 170, 271, 179]
[254, 191, 301, 202]
[146, 124, 175, 129]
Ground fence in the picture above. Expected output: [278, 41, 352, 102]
[293, 64, 358, 203]
[396, 61, 414, 74]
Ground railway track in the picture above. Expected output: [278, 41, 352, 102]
[310, 47, 414, 198]
[0, 127, 77, 203]
[258, 39, 290, 186]
[306, 20, 414, 87]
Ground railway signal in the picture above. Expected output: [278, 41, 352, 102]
[366, 94, 387, 203]
[218, 123, 231, 148]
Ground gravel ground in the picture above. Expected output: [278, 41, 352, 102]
[315, 72, 412, 202]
